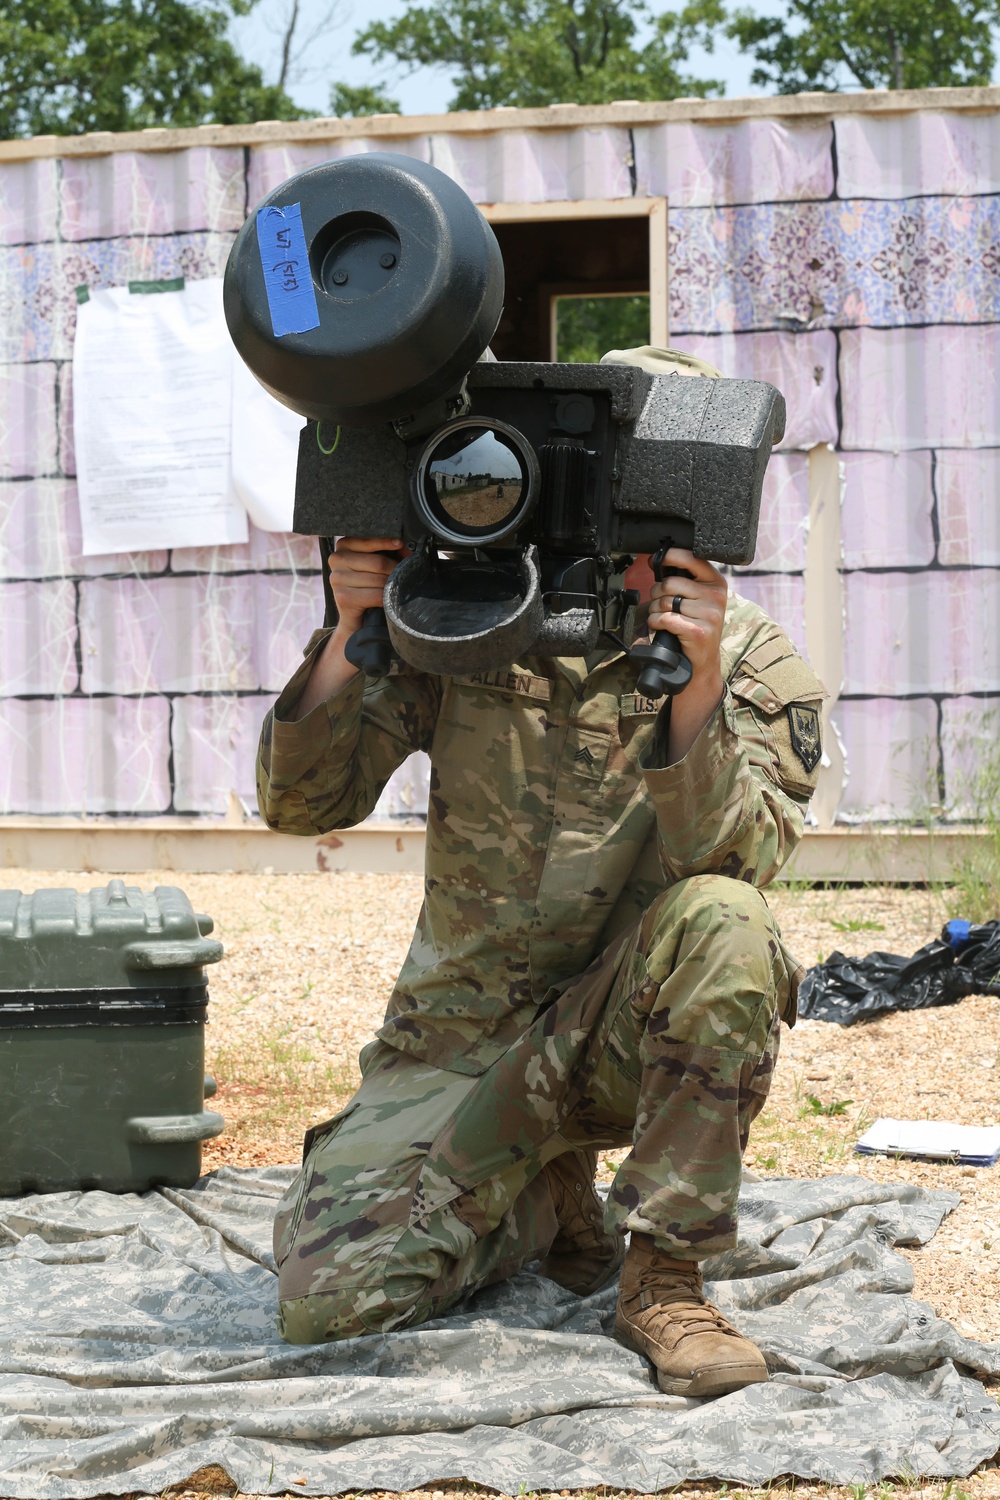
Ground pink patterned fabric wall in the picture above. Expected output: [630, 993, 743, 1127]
[1, 110, 998, 820]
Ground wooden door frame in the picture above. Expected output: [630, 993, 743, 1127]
[479, 197, 669, 354]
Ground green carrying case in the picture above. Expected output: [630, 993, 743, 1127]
[0, 879, 225, 1196]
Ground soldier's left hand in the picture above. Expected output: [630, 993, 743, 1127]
[648, 548, 728, 692]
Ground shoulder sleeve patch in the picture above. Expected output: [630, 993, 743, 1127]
[788, 703, 822, 773]
[729, 645, 828, 801]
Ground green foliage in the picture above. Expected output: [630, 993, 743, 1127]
[211, 1029, 352, 1124]
[948, 838, 1000, 924]
[352, 0, 727, 111]
[829, 916, 885, 933]
[943, 709, 1000, 924]
[329, 81, 403, 117]
[555, 293, 650, 362]
[802, 1094, 854, 1116]
[0, 0, 304, 138]
[727, 0, 1000, 94]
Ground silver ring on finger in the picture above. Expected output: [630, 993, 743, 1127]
[672, 595, 684, 615]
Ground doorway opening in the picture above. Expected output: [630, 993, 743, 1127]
[552, 292, 651, 362]
[481, 198, 668, 363]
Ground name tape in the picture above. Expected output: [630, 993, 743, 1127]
[255, 203, 320, 338]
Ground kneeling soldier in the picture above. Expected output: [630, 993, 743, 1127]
[257, 363, 825, 1399]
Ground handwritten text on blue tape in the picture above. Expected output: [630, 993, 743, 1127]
[256, 203, 320, 338]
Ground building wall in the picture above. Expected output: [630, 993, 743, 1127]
[1, 105, 998, 820]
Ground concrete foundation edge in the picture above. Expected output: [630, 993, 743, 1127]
[0, 819, 991, 882]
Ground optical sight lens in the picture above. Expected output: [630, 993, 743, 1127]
[429, 429, 523, 528]
[415, 419, 539, 546]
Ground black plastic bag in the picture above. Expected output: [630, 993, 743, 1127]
[797, 918, 1000, 1025]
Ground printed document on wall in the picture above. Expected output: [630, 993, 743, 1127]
[73, 279, 248, 554]
[230, 350, 302, 532]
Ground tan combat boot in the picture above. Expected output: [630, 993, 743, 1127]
[536, 1149, 625, 1296]
[614, 1232, 769, 1398]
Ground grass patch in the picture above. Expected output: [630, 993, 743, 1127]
[801, 1095, 854, 1118]
[743, 1098, 870, 1178]
[946, 832, 1000, 925]
[936, 708, 1000, 924]
[207, 1029, 357, 1160]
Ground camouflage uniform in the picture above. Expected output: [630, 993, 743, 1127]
[257, 593, 825, 1343]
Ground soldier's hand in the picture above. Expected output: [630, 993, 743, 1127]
[329, 537, 407, 639]
[291, 538, 408, 718]
[648, 548, 728, 761]
[648, 548, 727, 692]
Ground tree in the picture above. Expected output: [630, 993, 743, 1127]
[727, 0, 1000, 92]
[0, 0, 304, 138]
[329, 82, 403, 116]
[350, 0, 727, 112]
[555, 293, 650, 361]
[251, 0, 348, 93]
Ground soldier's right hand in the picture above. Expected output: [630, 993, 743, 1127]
[329, 537, 406, 638]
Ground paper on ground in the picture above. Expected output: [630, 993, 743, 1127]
[230, 350, 303, 532]
[73, 278, 248, 554]
[856, 1117, 1000, 1165]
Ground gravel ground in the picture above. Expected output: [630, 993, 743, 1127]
[2, 869, 998, 1500]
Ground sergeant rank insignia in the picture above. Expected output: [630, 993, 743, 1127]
[788, 704, 822, 772]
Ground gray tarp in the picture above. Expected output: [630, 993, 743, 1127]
[0, 1167, 998, 1498]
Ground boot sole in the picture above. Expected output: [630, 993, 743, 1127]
[613, 1313, 770, 1399]
[655, 1363, 770, 1398]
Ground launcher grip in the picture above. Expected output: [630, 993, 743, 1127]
[627, 546, 694, 700]
[631, 635, 693, 698]
[345, 608, 394, 677]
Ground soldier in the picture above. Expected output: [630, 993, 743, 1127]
[256, 348, 826, 1400]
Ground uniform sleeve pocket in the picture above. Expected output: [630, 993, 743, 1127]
[730, 651, 827, 801]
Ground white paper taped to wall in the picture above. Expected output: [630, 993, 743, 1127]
[73, 278, 248, 555]
[230, 351, 303, 532]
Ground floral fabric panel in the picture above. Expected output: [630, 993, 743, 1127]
[841, 325, 1000, 448]
[835, 111, 1000, 198]
[936, 450, 1000, 566]
[843, 571, 1000, 696]
[839, 452, 935, 569]
[247, 129, 635, 210]
[0, 158, 59, 244]
[0, 695, 171, 814]
[832, 698, 940, 821]
[633, 119, 834, 206]
[60, 148, 246, 240]
[0, 122, 999, 821]
[172, 693, 278, 814]
[76, 574, 319, 695]
[0, 232, 236, 362]
[671, 329, 838, 449]
[669, 197, 1000, 333]
[941, 698, 1000, 818]
[735, 451, 810, 573]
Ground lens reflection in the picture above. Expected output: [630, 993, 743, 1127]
[426, 428, 524, 531]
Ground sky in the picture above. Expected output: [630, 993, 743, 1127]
[229, 0, 786, 118]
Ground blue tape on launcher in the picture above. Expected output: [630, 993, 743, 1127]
[256, 202, 320, 338]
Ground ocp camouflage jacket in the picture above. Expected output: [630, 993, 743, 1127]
[257, 592, 826, 1074]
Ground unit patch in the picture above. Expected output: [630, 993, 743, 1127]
[787, 704, 822, 773]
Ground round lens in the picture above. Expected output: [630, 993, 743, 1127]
[425, 428, 524, 533]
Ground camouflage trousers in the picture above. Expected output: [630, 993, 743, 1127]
[274, 873, 792, 1344]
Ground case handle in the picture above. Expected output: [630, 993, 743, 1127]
[125, 939, 223, 971]
[125, 1110, 224, 1145]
